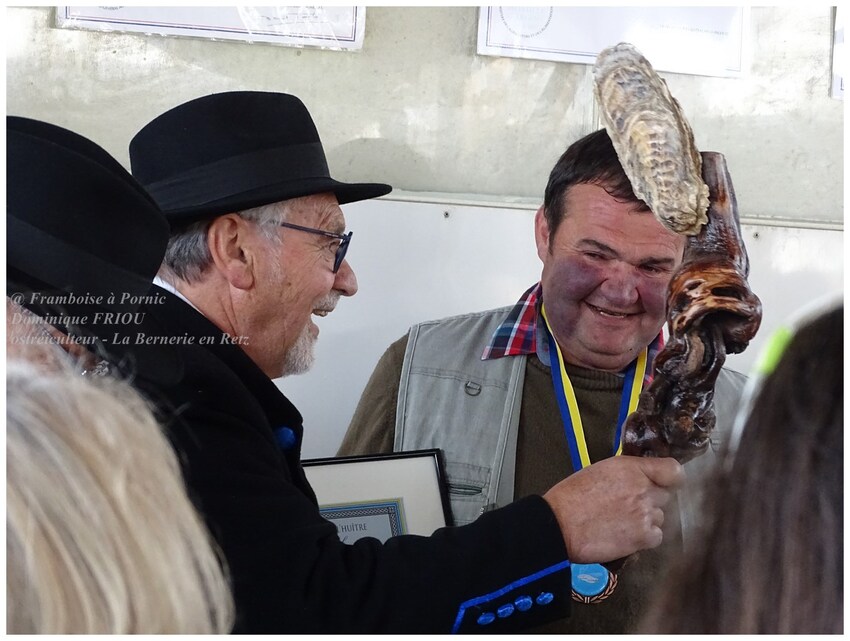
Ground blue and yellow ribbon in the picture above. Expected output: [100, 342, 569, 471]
[541, 304, 646, 471]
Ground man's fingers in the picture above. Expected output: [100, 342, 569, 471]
[638, 456, 685, 489]
[645, 525, 663, 549]
[543, 456, 684, 563]
[646, 485, 672, 508]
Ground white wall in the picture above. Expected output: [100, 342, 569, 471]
[6, 6, 844, 456]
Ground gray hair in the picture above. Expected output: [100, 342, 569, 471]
[159, 201, 288, 285]
[6, 359, 235, 633]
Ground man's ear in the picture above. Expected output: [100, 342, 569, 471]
[534, 205, 551, 262]
[207, 215, 255, 290]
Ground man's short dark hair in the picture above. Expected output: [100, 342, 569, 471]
[543, 129, 649, 238]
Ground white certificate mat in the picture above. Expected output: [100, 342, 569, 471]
[303, 450, 451, 543]
[477, 6, 748, 77]
[56, 6, 365, 50]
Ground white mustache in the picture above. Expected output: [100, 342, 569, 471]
[312, 292, 340, 314]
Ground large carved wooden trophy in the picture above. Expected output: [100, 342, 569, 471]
[593, 43, 762, 463]
[570, 43, 763, 605]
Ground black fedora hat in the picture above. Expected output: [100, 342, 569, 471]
[7, 116, 182, 383]
[129, 91, 392, 225]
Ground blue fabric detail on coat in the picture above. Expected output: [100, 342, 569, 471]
[449, 559, 570, 633]
[274, 426, 297, 450]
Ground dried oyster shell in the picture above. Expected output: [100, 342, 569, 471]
[593, 42, 709, 235]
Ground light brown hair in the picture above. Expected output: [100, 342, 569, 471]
[640, 305, 843, 633]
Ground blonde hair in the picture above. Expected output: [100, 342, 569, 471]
[6, 360, 235, 633]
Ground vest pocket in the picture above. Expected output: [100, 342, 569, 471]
[444, 461, 490, 495]
[448, 482, 483, 496]
[443, 461, 491, 526]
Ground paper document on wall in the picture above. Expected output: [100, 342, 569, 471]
[477, 7, 748, 78]
[56, 6, 365, 50]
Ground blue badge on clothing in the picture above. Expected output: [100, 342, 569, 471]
[571, 563, 609, 597]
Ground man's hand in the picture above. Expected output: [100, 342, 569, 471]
[542, 455, 685, 563]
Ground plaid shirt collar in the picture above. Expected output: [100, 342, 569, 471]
[481, 283, 541, 360]
[482, 282, 663, 384]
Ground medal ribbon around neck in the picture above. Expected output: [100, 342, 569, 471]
[540, 303, 647, 604]
[540, 303, 647, 471]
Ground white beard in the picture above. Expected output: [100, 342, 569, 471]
[279, 291, 340, 377]
[280, 322, 316, 376]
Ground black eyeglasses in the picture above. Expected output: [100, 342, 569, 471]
[278, 222, 352, 273]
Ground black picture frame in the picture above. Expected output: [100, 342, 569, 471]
[302, 449, 453, 543]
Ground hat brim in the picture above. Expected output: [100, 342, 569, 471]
[160, 177, 392, 226]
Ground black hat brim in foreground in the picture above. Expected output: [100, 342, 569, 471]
[7, 116, 182, 385]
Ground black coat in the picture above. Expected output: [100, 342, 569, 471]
[130, 287, 572, 633]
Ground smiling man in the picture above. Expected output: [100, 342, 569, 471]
[339, 128, 747, 634]
[124, 95, 686, 634]
[536, 180, 684, 372]
[153, 191, 356, 378]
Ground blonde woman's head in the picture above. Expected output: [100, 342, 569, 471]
[6, 360, 234, 633]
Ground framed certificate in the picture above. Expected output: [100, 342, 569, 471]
[302, 449, 452, 544]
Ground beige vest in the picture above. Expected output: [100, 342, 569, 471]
[394, 307, 747, 548]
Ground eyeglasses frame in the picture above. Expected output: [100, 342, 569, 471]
[277, 221, 352, 273]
